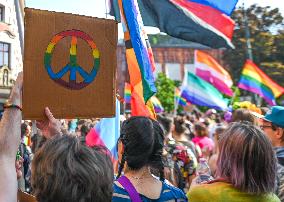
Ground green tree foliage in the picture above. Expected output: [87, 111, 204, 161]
[223, 5, 284, 87]
[155, 73, 176, 112]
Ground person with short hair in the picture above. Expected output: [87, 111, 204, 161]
[259, 106, 284, 201]
[187, 122, 280, 202]
[259, 106, 284, 165]
[113, 116, 187, 201]
[157, 114, 174, 140]
[32, 135, 113, 202]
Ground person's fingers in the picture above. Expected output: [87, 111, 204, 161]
[16, 170, 23, 180]
[15, 157, 23, 170]
[19, 156, 23, 163]
[45, 107, 55, 121]
[36, 121, 47, 129]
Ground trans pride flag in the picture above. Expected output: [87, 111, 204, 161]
[238, 60, 284, 106]
[193, 50, 233, 96]
[86, 99, 120, 159]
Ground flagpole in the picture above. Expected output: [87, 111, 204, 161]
[105, 0, 108, 19]
[243, 2, 261, 106]
[174, 88, 180, 116]
[230, 87, 238, 106]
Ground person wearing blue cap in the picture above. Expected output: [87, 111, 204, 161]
[260, 106, 284, 166]
[260, 106, 284, 201]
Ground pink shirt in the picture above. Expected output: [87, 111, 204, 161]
[192, 136, 215, 152]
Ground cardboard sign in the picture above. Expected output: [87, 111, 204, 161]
[18, 190, 37, 202]
[23, 8, 118, 119]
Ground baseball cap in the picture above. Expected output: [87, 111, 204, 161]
[262, 106, 284, 128]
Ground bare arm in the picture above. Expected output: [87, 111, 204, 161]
[0, 73, 23, 202]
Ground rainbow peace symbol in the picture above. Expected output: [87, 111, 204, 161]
[44, 30, 100, 90]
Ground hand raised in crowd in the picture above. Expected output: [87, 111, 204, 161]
[9, 72, 23, 107]
[36, 107, 62, 139]
[15, 156, 23, 180]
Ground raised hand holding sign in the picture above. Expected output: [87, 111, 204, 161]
[23, 8, 117, 119]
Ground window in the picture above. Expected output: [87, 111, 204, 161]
[0, 42, 10, 68]
[0, 6, 4, 22]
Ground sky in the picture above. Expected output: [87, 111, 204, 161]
[25, 0, 284, 38]
[25, 0, 284, 18]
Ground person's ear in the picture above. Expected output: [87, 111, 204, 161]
[276, 128, 284, 141]
[118, 141, 124, 163]
[276, 127, 284, 139]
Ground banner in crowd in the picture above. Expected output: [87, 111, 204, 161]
[193, 50, 233, 96]
[23, 8, 117, 119]
[118, 0, 157, 119]
[151, 96, 164, 113]
[181, 72, 229, 110]
[86, 99, 121, 160]
[124, 82, 132, 104]
[238, 60, 284, 106]
[111, 0, 237, 48]
[175, 87, 190, 107]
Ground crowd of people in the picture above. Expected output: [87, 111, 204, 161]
[1, 73, 284, 202]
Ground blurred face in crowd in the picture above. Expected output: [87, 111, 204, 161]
[27, 125, 31, 135]
[261, 120, 284, 147]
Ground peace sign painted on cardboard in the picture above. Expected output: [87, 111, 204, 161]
[44, 30, 100, 90]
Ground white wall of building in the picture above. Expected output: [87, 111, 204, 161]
[0, 0, 23, 78]
[153, 63, 162, 79]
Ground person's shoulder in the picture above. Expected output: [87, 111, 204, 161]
[161, 181, 188, 201]
[188, 183, 281, 202]
[112, 182, 131, 202]
[264, 193, 281, 202]
[187, 182, 233, 202]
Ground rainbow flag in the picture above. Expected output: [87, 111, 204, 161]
[118, 0, 157, 119]
[175, 88, 190, 107]
[124, 82, 131, 104]
[193, 50, 233, 96]
[238, 60, 284, 106]
[181, 72, 229, 110]
[151, 96, 164, 113]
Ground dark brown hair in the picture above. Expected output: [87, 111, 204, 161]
[194, 122, 208, 137]
[174, 117, 187, 134]
[157, 114, 173, 135]
[214, 125, 227, 141]
[31, 135, 113, 202]
[217, 122, 276, 194]
[232, 108, 257, 125]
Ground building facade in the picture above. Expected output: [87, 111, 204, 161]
[116, 44, 225, 93]
[0, 0, 24, 105]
